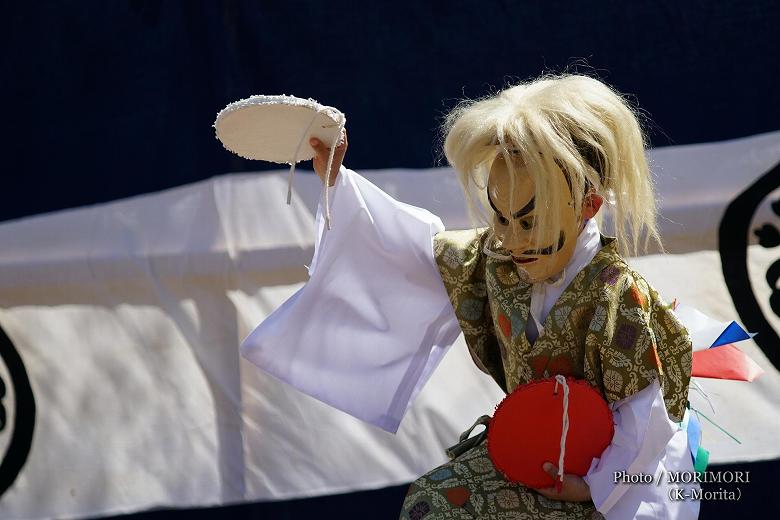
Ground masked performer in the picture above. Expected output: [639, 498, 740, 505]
[241, 74, 699, 519]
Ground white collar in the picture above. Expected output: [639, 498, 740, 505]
[527, 219, 602, 341]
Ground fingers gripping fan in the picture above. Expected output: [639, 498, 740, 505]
[213, 95, 346, 223]
[487, 377, 614, 489]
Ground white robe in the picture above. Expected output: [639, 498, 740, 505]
[241, 167, 700, 519]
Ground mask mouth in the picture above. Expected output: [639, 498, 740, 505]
[511, 255, 537, 264]
[520, 231, 566, 256]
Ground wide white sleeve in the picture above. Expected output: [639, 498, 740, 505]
[583, 380, 701, 519]
[240, 167, 461, 433]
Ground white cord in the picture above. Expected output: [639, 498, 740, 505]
[554, 375, 570, 485]
[690, 379, 717, 415]
[481, 240, 567, 289]
[482, 241, 512, 260]
[286, 108, 324, 205]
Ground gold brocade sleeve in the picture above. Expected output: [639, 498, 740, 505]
[433, 229, 507, 393]
[586, 263, 692, 422]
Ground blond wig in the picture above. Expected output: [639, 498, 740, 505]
[442, 74, 661, 257]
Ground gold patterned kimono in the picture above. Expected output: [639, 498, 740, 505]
[400, 229, 692, 520]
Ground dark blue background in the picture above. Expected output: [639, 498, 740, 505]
[4, 2, 778, 518]
[3, 0, 779, 223]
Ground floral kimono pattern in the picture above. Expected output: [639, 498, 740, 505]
[400, 229, 692, 519]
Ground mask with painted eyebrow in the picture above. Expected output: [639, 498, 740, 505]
[486, 154, 580, 283]
[488, 188, 535, 221]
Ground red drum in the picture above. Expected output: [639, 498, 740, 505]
[487, 377, 614, 489]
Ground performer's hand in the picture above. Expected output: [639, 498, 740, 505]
[310, 128, 348, 186]
[534, 462, 592, 502]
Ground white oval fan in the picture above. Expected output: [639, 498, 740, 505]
[214, 94, 345, 163]
[214, 95, 346, 227]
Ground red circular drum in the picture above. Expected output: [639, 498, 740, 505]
[487, 377, 614, 489]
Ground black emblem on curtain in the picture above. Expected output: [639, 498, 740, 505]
[719, 162, 780, 369]
[0, 324, 36, 498]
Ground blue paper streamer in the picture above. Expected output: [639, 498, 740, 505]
[687, 412, 702, 462]
[710, 321, 754, 348]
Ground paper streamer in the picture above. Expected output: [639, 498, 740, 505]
[691, 344, 764, 381]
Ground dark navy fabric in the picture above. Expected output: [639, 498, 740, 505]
[2, 1, 779, 222]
